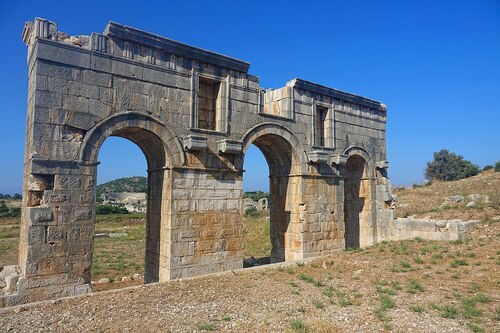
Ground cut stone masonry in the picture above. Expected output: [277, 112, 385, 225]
[1, 17, 396, 307]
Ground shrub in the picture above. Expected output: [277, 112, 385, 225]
[482, 165, 493, 171]
[495, 161, 500, 172]
[425, 149, 479, 181]
[95, 205, 129, 215]
[0, 201, 21, 217]
[243, 206, 261, 218]
[8, 207, 21, 217]
[0, 201, 8, 214]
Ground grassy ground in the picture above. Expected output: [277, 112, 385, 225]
[2, 221, 498, 332]
[242, 214, 271, 258]
[93, 213, 272, 282]
[91, 213, 147, 281]
[0, 216, 20, 268]
[395, 170, 499, 222]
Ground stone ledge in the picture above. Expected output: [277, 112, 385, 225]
[389, 218, 480, 241]
[104, 21, 250, 73]
[289, 78, 386, 110]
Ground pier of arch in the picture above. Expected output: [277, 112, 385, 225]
[0, 18, 394, 306]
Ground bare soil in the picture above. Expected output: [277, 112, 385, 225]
[1, 221, 499, 332]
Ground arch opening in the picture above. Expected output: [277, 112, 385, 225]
[243, 132, 300, 264]
[343, 155, 370, 249]
[242, 144, 271, 267]
[91, 126, 168, 287]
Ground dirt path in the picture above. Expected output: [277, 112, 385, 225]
[2, 222, 498, 333]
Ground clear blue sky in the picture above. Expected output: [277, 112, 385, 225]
[0, 0, 499, 194]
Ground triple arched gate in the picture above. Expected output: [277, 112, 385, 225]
[0, 18, 394, 307]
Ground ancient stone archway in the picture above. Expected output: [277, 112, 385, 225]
[0, 18, 394, 307]
[241, 124, 306, 262]
[344, 155, 367, 249]
[342, 147, 376, 249]
[79, 114, 174, 283]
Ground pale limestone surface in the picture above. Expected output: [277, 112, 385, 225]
[389, 218, 479, 241]
[1, 18, 396, 307]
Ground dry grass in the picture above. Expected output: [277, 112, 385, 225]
[0, 216, 20, 268]
[242, 215, 271, 258]
[395, 170, 499, 221]
[91, 214, 146, 281]
[2, 221, 498, 332]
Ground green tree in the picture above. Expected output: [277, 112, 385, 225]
[495, 161, 500, 172]
[243, 191, 269, 201]
[425, 149, 479, 181]
[0, 201, 8, 213]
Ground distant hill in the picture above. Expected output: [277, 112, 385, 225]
[97, 176, 147, 199]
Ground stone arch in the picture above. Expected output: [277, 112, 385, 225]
[342, 145, 375, 179]
[342, 146, 375, 249]
[79, 111, 185, 168]
[240, 122, 308, 174]
[240, 123, 306, 262]
[78, 112, 182, 283]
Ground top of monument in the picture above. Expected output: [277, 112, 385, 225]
[103, 21, 251, 73]
[287, 78, 387, 111]
[22, 18, 251, 73]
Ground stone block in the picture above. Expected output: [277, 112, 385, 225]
[73, 209, 93, 222]
[36, 40, 91, 69]
[82, 70, 112, 87]
[27, 207, 54, 225]
[35, 59, 74, 80]
[35, 90, 61, 108]
[67, 81, 99, 99]
[27, 226, 45, 245]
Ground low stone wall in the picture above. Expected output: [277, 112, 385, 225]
[388, 218, 480, 241]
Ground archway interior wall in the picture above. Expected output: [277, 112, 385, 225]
[343, 155, 374, 249]
[248, 133, 300, 263]
[3, 18, 392, 307]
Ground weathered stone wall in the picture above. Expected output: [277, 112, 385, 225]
[389, 218, 479, 241]
[0, 18, 394, 307]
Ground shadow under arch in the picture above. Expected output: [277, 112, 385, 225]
[78, 112, 183, 283]
[342, 146, 374, 249]
[240, 123, 306, 262]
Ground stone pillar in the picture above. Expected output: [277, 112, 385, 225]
[164, 167, 243, 279]
[144, 168, 168, 283]
[293, 173, 343, 259]
[11, 162, 95, 306]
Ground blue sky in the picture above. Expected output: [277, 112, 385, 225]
[0, 0, 499, 194]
